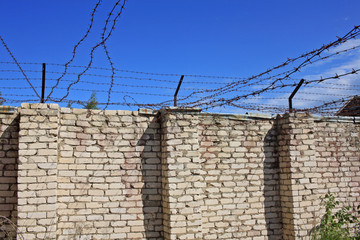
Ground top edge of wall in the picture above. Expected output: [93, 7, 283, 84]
[313, 115, 360, 123]
[0, 106, 18, 114]
[3, 104, 360, 123]
[160, 107, 276, 121]
[198, 112, 276, 121]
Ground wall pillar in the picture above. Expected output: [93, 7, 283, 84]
[17, 103, 59, 239]
[277, 113, 321, 239]
[161, 108, 204, 240]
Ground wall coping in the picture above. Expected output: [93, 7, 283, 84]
[0, 105, 18, 114]
[2, 104, 360, 123]
[313, 114, 360, 123]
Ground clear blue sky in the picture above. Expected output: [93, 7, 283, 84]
[1, 0, 359, 113]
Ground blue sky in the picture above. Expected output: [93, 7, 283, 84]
[0, 0, 359, 114]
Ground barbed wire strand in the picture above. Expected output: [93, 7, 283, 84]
[101, 0, 125, 109]
[300, 97, 352, 114]
[56, 0, 128, 103]
[43, 37, 360, 80]
[1, 38, 358, 86]
[184, 26, 360, 107]
[0, 36, 359, 82]
[188, 68, 360, 109]
[154, 29, 360, 107]
[45, 0, 103, 101]
[1, 25, 359, 115]
[0, 69, 235, 85]
[0, 35, 40, 99]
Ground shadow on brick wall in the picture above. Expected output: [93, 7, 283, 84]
[0, 115, 19, 239]
[263, 126, 283, 239]
[138, 117, 163, 239]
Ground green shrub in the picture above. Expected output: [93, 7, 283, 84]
[83, 91, 99, 110]
[310, 193, 360, 240]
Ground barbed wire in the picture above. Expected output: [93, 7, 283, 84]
[0, 69, 237, 85]
[101, 0, 125, 109]
[1, 23, 359, 116]
[304, 68, 360, 84]
[1, 36, 358, 86]
[47, 63, 249, 80]
[0, 64, 358, 113]
[53, 87, 174, 97]
[123, 95, 139, 108]
[2, 38, 359, 85]
[0, 36, 40, 99]
[302, 85, 360, 91]
[42, 36, 360, 81]
[144, 32, 360, 108]
[1, 84, 353, 103]
[0, 77, 42, 81]
[2, 99, 39, 103]
[48, 97, 156, 107]
[2, 76, 357, 102]
[183, 26, 360, 108]
[299, 97, 351, 114]
[3, 74, 359, 91]
[0, 77, 182, 90]
[0, 61, 246, 80]
[56, 0, 128, 102]
[1, 93, 38, 97]
[169, 67, 359, 109]
[226, 97, 354, 115]
[45, 0, 103, 101]
[321, 82, 360, 87]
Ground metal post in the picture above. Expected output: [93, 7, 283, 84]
[174, 75, 184, 107]
[41, 63, 46, 103]
[288, 79, 305, 112]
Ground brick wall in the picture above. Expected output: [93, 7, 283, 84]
[57, 107, 162, 239]
[314, 119, 360, 207]
[198, 115, 282, 239]
[277, 113, 322, 239]
[0, 110, 18, 239]
[161, 109, 203, 240]
[0, 104, 359, 240]
[17, 103, 59, 239]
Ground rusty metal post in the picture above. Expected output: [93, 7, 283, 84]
[289, 79, 305, 112]
[174, 75, 184, 107]
[41, 63, 46, 103]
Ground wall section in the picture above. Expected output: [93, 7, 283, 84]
[0, 104, 359, 240]
[314, 119, 360, 206]
[198, 115, 282, 239]
[57, 107, 163, 239]
[0, 110, 19, 239]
